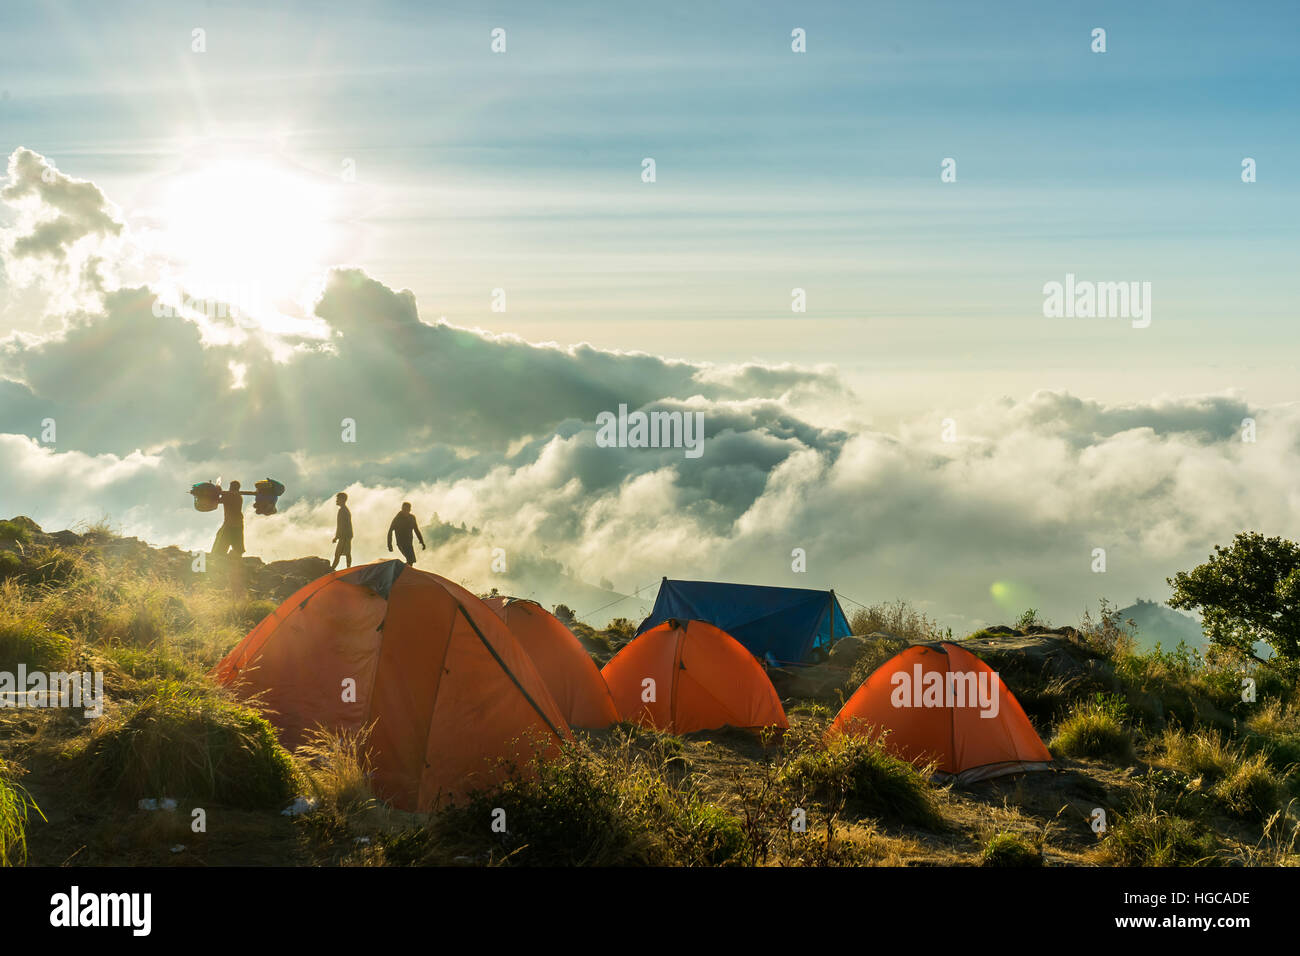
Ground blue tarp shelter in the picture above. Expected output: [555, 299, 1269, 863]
[635, 578, 852, 665]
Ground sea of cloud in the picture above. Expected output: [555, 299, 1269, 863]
[3, 148, 1296, 631]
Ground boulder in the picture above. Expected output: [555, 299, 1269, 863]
[768, 662, 853, 701]
[1026, 625, 1080, 640]
[828, 632, 909, 668]
[262, 556, 333, 599]
[827, 635, 868, 666]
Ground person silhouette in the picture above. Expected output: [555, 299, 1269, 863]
[386, 502, 425, 566]
[331, 492, 353, 570]
[211, 480, 246, 560]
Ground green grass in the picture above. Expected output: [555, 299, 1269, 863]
[4, 524, 1300, 868]
[1113, 643, 1241, 731]
[1099, 799, 1222, 866]
[1050, 694, 1135, 762]
[0, 605, 76, 674]
[11, 546, 85, 588]
[1242, 700, 1300, 778]
[780, 731, 942, 828]
[376, 733, 746, 866]
[0, 552, 21, 581]
[1160, 727, 1286, 821]
[0, 761, 45, 866]
[0, 521, 32, 546]
[981, 830, 1043, 867]
[74, 679, 299, 810]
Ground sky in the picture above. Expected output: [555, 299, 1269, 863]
[0, 1, 1297, 632]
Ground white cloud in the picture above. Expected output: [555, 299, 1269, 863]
[2, 149, 1296, 633]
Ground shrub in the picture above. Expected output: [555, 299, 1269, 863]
[1050, 694, 1135, 762]
[100, 645, 204, 687]
[1127, 768, 1211, 827]
[0, 552, 21, 581]
[1113, 644, 1239, 732]
[14, 546, 85, 588]
[226, 598, 278, 631]
[611, 721, 686, 761]
[848, 599, 943, 643]
[780, 731, 941, 828]
[1076, 598, 1137, 657]
[0, 609, 75, 673]
[382, 734, 741, 867]
[1015, 608, 1049, 632]
[678, 802, 751, 866]
[1243, 801, 1300, 865]
[76, 680, 298, 809]
[1099, 799, 1221, 866]
[1160, 728, 1286, 820]
[0, 521, 32, 547]
[603, 617, 638, 645]
[981, 830, 1042, 867]
[1217, 753, 1287, 821]
[1243, 700, 1300, 776]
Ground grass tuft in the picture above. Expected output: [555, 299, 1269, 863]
[780, 731, 942, 829]
[0, 761, 45, 866]
[75, 679, 299, 809]
[1050, 694, 1135, 762]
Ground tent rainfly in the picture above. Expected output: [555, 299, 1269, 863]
[212, 561, 570, 811]
[636, 578, 851, 665]
[828, 641, 1053, 784]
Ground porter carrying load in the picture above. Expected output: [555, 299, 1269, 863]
[188, 478, 286, 515]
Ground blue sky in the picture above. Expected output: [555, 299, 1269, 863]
[2, 1, 1295, 414]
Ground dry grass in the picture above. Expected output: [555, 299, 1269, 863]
[295, 723, 379, 827]
[848, 599, 946, 643]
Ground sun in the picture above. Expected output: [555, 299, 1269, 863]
[154, 156, 337, 315]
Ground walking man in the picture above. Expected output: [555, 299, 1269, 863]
[386, 502, 425, 566]
[331, 492, 353, 570]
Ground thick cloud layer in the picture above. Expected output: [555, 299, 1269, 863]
[2, 148, 1295, 631]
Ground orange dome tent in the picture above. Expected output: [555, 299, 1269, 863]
[483, 596, 619, 729]
[212, 561, 570, 811]
[601, 618, 788, 734]
[828, 641, 1051, 783]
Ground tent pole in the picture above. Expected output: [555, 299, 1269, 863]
[829, 590, 835, 647]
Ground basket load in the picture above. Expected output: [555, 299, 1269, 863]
[190, 481, 221, 512]
[253, 478, 286, 515]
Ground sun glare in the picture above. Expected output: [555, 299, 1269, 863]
[156, 157, 336, 312]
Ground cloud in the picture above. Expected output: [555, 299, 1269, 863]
[1, 148, 123, 261]
[2, 150, 1296, 632]
[1, 148, 126, 319]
